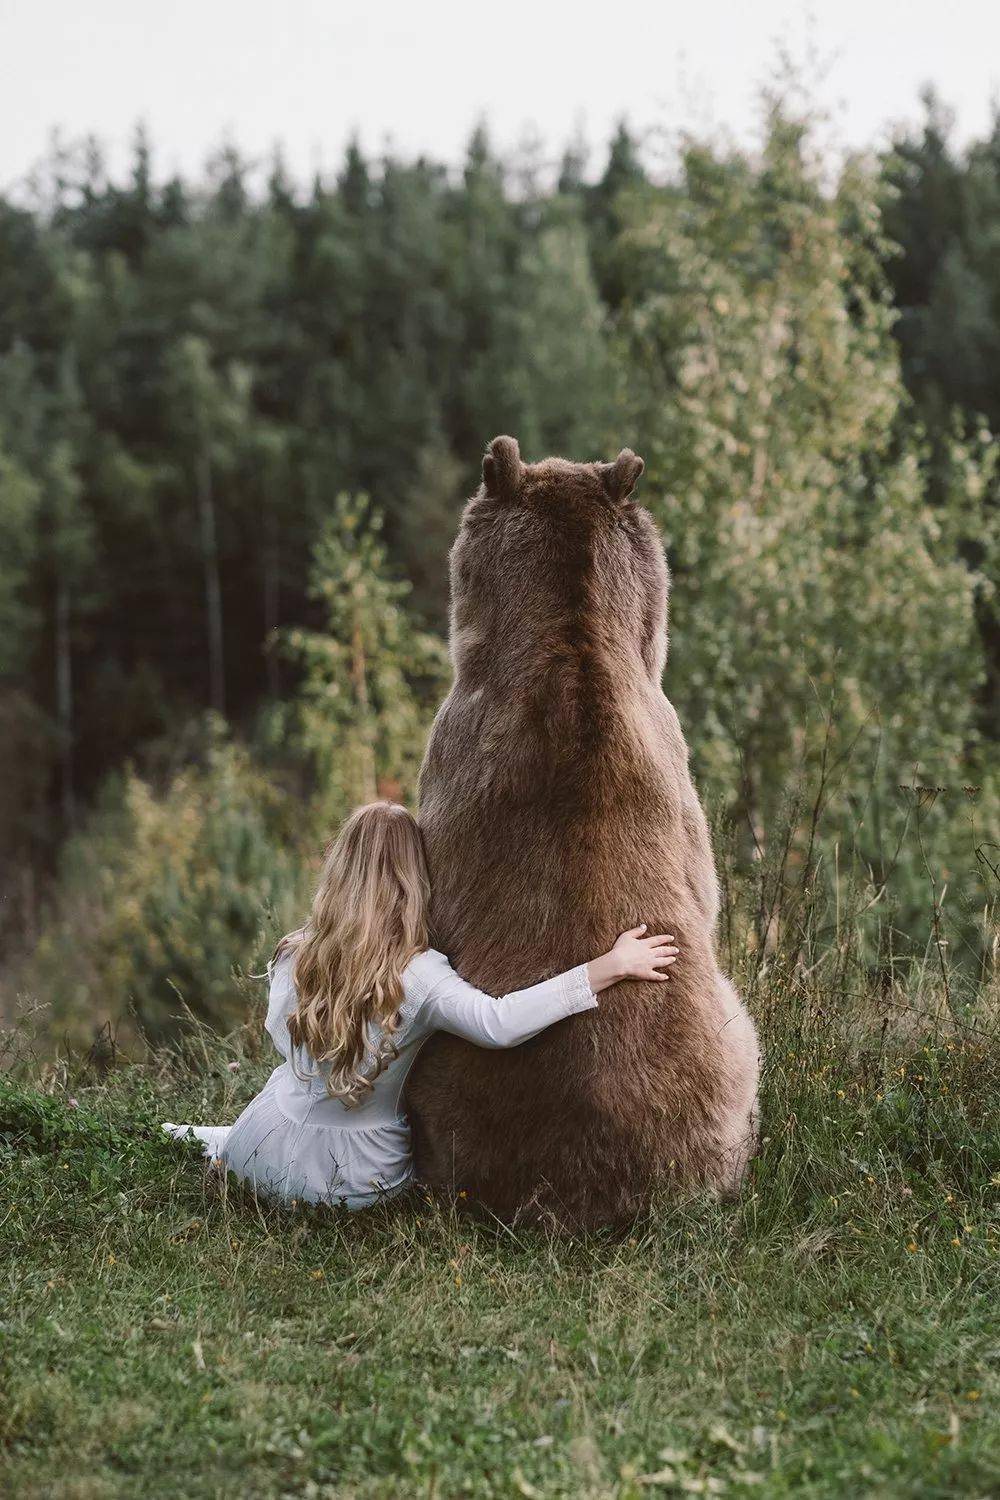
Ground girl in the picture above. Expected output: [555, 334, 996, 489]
[164, 801, 679, 1209]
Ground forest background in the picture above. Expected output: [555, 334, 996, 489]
[2, 88, 999, 1041]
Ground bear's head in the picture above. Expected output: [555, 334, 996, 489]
[449, 435, 668, 687]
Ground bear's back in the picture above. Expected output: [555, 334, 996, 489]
[407, 437, 758, 1227]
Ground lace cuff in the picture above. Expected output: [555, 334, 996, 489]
[561, 962, 598, 1016]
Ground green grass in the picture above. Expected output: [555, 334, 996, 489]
[2, 986, 999, 1500]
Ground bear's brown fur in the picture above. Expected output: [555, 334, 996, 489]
[407, 436, 759, 1230]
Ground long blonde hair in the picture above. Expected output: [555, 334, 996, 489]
[279, 802, 430, 1105]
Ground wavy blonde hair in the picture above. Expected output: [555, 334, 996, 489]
[279, 802, 430, 1106]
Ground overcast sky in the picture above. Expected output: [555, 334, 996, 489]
[3, 0, 999, 191]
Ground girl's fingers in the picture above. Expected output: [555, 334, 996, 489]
[624, 924, 647, 939]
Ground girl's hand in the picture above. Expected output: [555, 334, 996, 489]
[587, 926, 680, 993]
[610, 925, 679, 981]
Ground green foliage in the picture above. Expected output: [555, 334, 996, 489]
[0, 1078, 179, 1193]
[2, 98, 1000, 1014]
[0, 342, 94, 841]
[0, 446, 42, 673]
[0, 121, 628, 904]
[883, 91, 1000, 429]
[507, 220, 612, 459]
[881, 92, 1000, 734]
[616, 111, 997, 947]
[16, 729, 307, 1041]
[285, 494, 450, 819]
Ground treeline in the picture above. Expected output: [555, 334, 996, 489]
[2, 96, 999, 1029]
[882, 91, 1000, 729]
[0, 123, 638, 880]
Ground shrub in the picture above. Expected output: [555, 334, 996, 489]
[9, 726, 309, 1043]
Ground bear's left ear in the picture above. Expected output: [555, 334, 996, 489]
[601, 448, 645, 505]
[482, 435, 523, 502]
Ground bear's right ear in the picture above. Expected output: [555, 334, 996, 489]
[601, 448, 645, 505]
[482, 435, 522, 502]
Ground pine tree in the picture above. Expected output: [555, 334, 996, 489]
[162, 336, 253, 717]
[589, 120, 648, 307]
[0, 344, 93, 830]
[286, 494, 449, 818]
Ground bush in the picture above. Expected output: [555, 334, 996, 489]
[8, 726, 310, 1044]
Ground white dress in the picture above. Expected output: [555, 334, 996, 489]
[164, 948, 596, 1209]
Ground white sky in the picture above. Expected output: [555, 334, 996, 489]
[2, 0, 999, 191]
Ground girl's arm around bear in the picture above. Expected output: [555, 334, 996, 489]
[420, 927, 678, 1049]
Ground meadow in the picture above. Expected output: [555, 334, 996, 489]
[4, 881, 998, 1499]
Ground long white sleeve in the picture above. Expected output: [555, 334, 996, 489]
[419, 958, 597, 1048]
[264, 954, 296, 1059]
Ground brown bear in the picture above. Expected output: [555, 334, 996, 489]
[406, 436, 759, 1230]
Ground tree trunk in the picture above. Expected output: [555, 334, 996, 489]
[55, 577, 75, 827]
[262, 492, 280, 699]
[350, 613, 378, 806]
[197, 450, 226, 716]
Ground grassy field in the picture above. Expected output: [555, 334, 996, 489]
[2, 977, 999, 1500]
